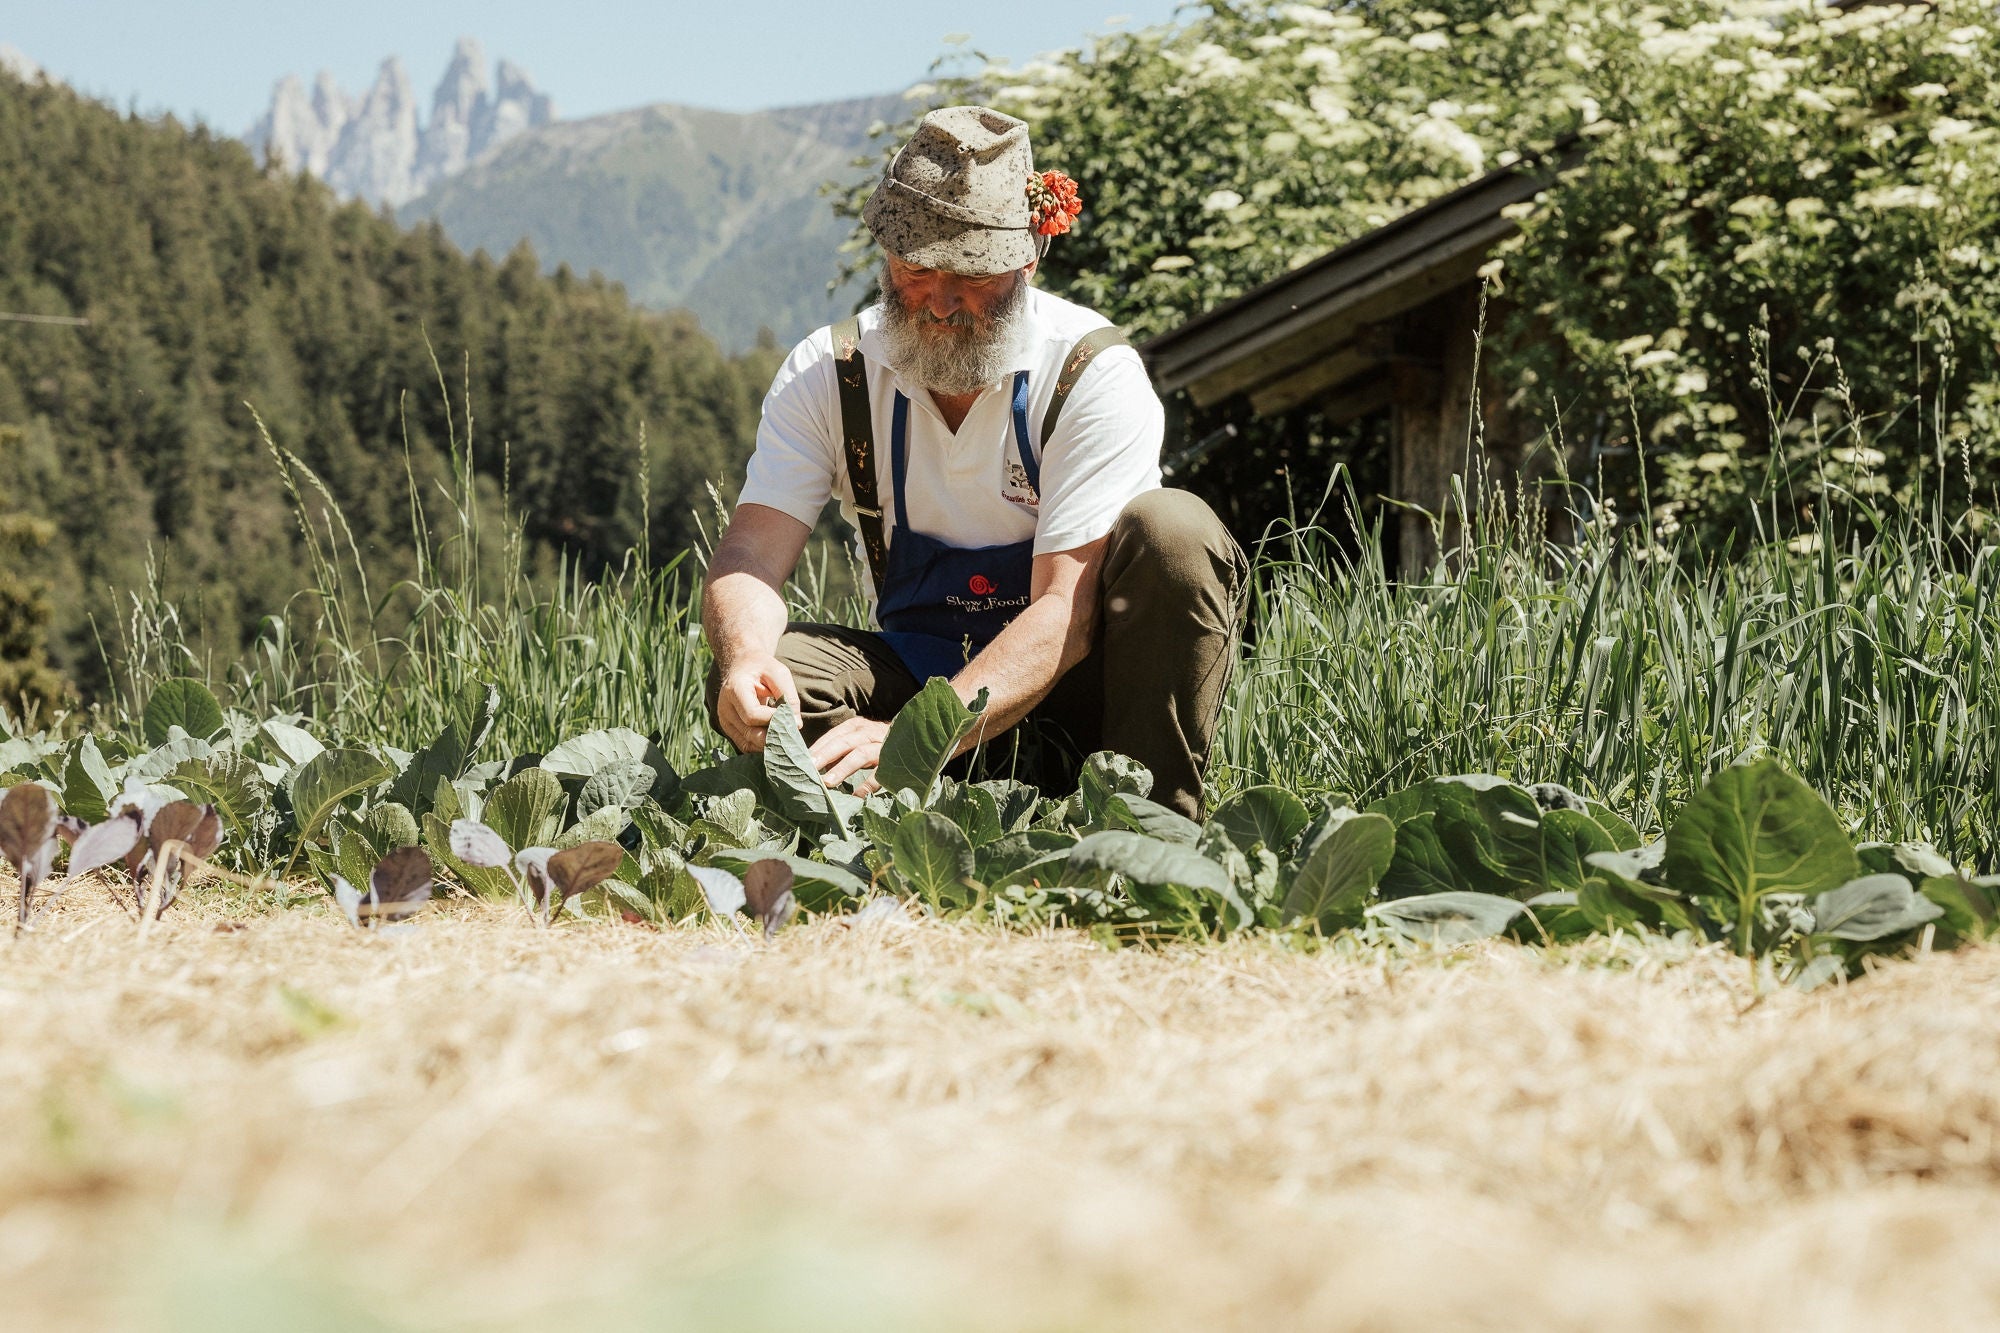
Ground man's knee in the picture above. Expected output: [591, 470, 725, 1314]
[1105, 488, 1245, 595]
[780, 623, 912, 738]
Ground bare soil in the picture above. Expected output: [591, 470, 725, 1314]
[5, 891, 2000, 1330]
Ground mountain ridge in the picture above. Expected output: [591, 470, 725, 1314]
[399, 91, 901, 351]
[243, 40, 897, 350]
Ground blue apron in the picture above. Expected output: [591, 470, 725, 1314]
[877, 371, 1040, 682]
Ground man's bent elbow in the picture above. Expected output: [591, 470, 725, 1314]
[1059, 613, 1099, 675]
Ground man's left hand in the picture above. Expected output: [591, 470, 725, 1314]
[809, 717, 891, 793]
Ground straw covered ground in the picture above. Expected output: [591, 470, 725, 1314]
[7, 889, 2000, 1331]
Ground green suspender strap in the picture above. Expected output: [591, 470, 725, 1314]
[830, 315, 889, 599]
[1040, 325, 1132, 442]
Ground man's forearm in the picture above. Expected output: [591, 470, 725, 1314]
[703, 565, 790, 672]
[952, 595, 1088, 747]
[703, 505, 815, 676]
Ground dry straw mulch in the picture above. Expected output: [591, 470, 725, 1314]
[5, 893, 2000, 1330]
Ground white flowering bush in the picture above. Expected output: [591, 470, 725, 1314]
[1498, 1, 2000, 540]
[842, 0, 2000, 541]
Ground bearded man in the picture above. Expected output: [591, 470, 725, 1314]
[702, 106, 1245, 818]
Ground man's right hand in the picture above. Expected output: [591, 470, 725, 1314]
[703, 503, 812, 753]
[714, 655, 801, 753]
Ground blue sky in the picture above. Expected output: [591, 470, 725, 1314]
[3, 1, 1192, 131]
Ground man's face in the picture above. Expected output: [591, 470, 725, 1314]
[878, 254, 1036, 395]
[882, 254, 1035, 327]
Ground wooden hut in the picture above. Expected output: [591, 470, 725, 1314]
[1141, 151, 1581, 570]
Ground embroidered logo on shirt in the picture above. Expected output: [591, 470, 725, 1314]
[968, 575, 996, 595]
[1001, 459, 1040, 511]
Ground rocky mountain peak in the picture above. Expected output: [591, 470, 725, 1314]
[247, 40, 554, 207]
[312, 69, 350, 124]
[417, 38, 490, 183]
[334, 58, 421, 204]
[259, 73, 342, 176]
[434, 37, 490, 121]
[480, 60, 555, 149]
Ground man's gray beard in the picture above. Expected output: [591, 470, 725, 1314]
[877, 266, 1031, 395]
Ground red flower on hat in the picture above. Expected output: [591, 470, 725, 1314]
[1026, 170, 1083, 237]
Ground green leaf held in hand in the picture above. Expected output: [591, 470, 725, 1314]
[762, 704, 841, 829]
[876, 678, 986, 799]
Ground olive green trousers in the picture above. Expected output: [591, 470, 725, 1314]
[707, 488, 1248, 819]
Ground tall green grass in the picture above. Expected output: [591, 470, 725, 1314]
[108, 397, 859, 773]
[104, 385, 2000, 868]
[1223, 475, 2000, 863]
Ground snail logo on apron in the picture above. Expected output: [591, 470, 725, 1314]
[946, 570, 1028, 614]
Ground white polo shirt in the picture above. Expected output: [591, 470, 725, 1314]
[738, 286, 1165, 610]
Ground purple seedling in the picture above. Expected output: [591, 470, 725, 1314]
[743, 859, 797, 938]
[0, 783, 58, 928]
[25, 809, 142, 928]
[449, 817, 623, 925]
[331, 846, 435, 931]
[689, 859, 796, 939]
[134, 800, 225, 925]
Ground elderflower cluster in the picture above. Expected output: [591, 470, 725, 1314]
[1856, 184, 1944, 211]
[1409, 109, 1486, 173]
[1177, 41, 1255, 83]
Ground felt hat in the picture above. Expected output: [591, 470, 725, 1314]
[863, 105, 1038, 275]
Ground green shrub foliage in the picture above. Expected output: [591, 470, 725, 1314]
[1499, 1, 2000, 545]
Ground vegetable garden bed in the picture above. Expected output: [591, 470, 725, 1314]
[2, 673, 1987, 991]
